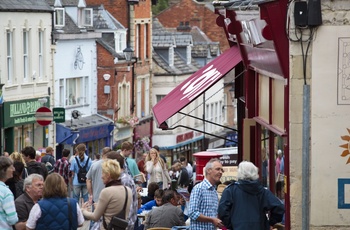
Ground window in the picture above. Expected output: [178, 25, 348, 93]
[82, 8, 93, 26]
[169, 47, 174, 67]
[59, 79, 64, 107]
[54, 8, 65, 27]
[65, 77, 88, 106]
[115, 32, 126, 53]
[23, 30, 29, 80]
[144, 24, 149, 59]
[38, 31, 43, 79]
[6, 31, 13, 83]
[156, 95, 166, 103]
[118, 82, 130, 117]
[136, 24, 140, 58]
[137, 79, 142, 118]
[145, 76, 150, 115]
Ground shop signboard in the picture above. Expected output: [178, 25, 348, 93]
[3, 98, 50, 128]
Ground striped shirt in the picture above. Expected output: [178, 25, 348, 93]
[189, 178, 218, 230]
[0, 181, 18, 229]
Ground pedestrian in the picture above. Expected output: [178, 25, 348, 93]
[144, 189, 185, 229]
[218, 161, 285, 230]
[145, 148, 171, 190]
[54, 148, 71, 185]
[9, 151, 26, 167]
[81, 159, 132, 230]
[171, 161, 190, 188]
[70, 143, 92, 204]
[5, 161, 25, 199]
[141, 182, 159, 205]
[26, 173, 84, 229]
[35, 151, 42, 162]
[21, 146, 48, 180]
[119, 141, 141, 178]
[41, 146, 55, 174]
[86, 147, 112, 229]
[86, 147, 112, 204]
[106, 151, 138, 230]
[15, 174, 44, 230]
[0, 156, 18, 229]
[188, 158, 224, 230]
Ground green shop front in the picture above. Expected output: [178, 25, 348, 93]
[3, 98, 49, 154]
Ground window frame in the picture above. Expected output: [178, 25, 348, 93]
[23, 30, 29, 81]
[54, 8, 65, 27]
[82, 8, 93, 27]
[6, 30, 13, 83]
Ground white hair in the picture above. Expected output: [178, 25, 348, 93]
[237, 161, 259, 181]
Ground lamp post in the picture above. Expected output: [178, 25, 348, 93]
[123, 47, 137, 114]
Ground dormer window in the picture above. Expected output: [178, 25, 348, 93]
[54, 8, 65, 27]
[169, 47, 174, 67]
[186, 46, 191, 65]
[82, 8, 93, 27]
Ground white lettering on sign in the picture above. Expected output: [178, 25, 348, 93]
[180, 65, 222, 101]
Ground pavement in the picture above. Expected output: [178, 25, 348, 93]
[78, 220, 90, 230]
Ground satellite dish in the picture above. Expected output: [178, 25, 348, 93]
[72, 110, 81, 119]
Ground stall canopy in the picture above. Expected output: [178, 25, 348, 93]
[152, 46, 242, 127]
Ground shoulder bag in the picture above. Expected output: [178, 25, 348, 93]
[103, 186, 129, 230]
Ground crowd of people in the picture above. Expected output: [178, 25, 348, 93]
[0, 142, 285, 230]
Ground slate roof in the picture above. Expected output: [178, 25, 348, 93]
[191, 26, 220, 57]
[46, 0, 80, 6]
[0, 0, 52, 11]
[92, 5, 125, 30]
[152, 19, 201, 76]
[96, 39, 124, 59]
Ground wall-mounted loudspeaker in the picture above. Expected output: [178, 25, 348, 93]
[308, 0, 322, 27]
[294, 1, 308, 27]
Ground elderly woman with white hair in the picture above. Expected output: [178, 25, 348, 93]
[218, 161, 285, 230]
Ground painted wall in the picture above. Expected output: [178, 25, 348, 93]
[311, 26, 350, 226]
[53, 39, 97, 119]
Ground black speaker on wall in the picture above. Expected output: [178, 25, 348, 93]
[294, 1, 308, 27]
[308, 0, 322, 27]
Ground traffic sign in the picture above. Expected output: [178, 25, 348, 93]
[53, 107, 65, 123]
[35, 107, 53, 126]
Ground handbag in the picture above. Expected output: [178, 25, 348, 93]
[103, 186, 129, 230]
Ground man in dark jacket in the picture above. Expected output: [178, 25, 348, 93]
[218, 161, 285, 230]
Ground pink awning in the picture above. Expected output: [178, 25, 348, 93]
[152, 46, 242, 127]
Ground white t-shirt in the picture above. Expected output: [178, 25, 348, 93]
[26, 202, 84, 229]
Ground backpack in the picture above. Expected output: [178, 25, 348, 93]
[26, 162, 46, 178]
[75, 157, 89, 183]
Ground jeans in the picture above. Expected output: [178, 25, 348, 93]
[73, 185, 88, 204]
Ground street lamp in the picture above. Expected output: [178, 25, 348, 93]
[123, 47, 137, 114]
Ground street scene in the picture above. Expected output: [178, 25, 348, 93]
[0, 0, 349, 229]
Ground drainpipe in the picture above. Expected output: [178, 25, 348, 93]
[302, 85, 310, 230]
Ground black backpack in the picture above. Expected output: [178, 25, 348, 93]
[26, 162, 46, 178]
[75, 157, 89, 183]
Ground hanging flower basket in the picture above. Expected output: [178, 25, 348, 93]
[116, 115, 139, 128]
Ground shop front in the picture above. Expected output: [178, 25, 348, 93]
[56, 114, 114, 159]
[3, 97, 50, 154]
[214, 0, 290, 228]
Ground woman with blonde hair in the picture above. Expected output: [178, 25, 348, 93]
[9, 152, 26, 166]
[69, 143, 92, 204]
[145, 148, 171, 190]
[26, 173, 84, 229]
[82, 159, 132, 230]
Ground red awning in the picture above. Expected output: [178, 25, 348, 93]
[152, 46, 242, 127]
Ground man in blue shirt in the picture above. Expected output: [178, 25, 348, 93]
[188, 158, 224, 230]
